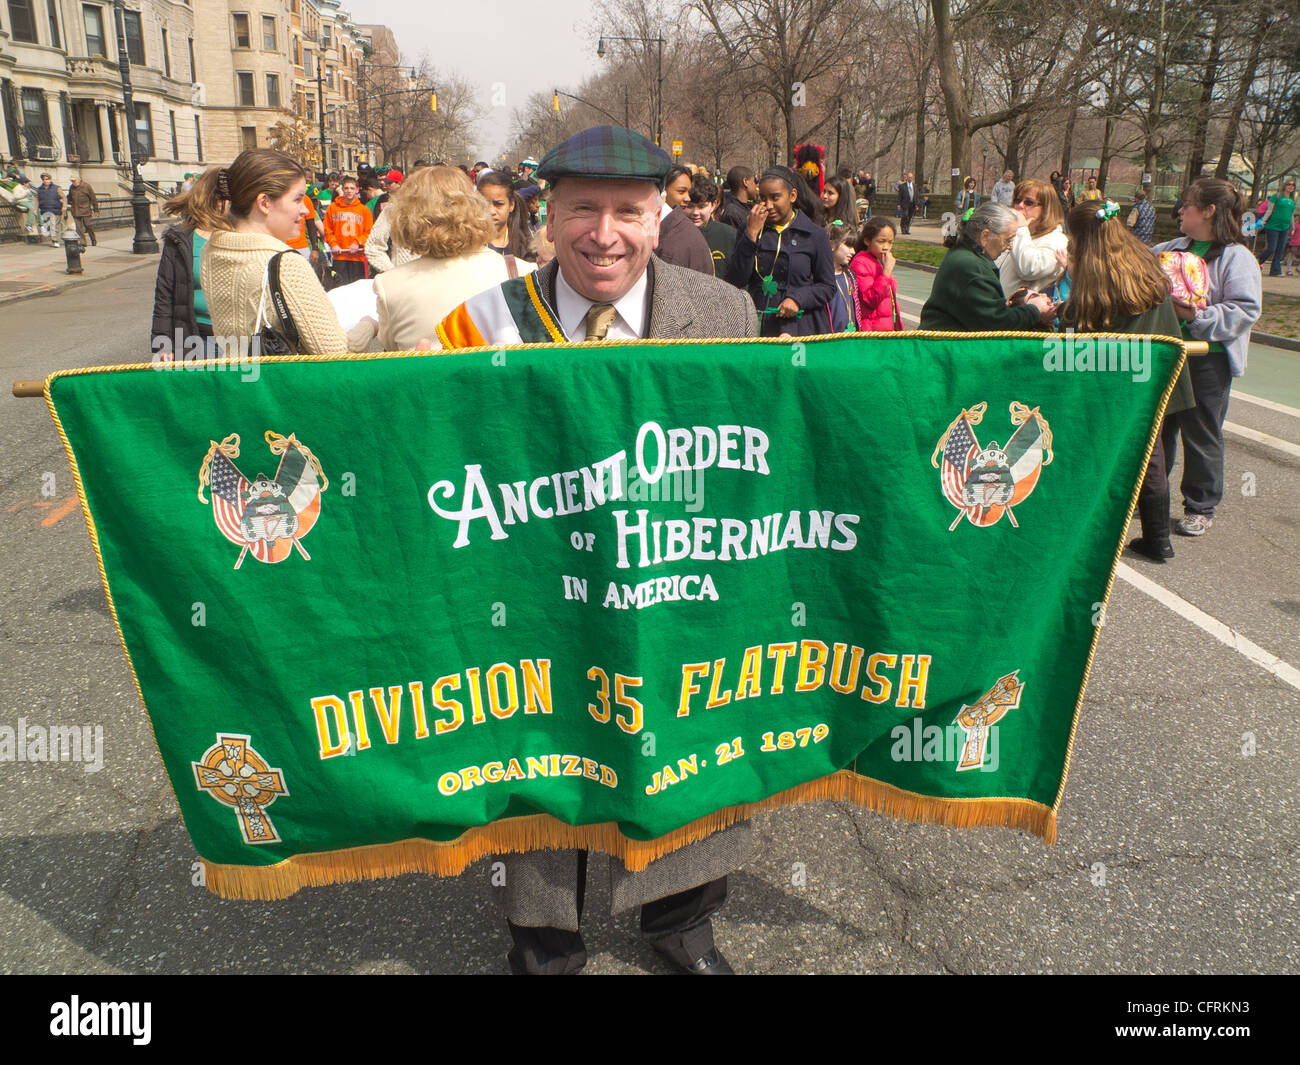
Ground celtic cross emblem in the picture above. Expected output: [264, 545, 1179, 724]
[191, 734, 289, 844]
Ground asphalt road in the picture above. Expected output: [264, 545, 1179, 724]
[1, 264, 1296, 975]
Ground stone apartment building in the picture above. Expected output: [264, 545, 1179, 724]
[0, 0, 369, 198]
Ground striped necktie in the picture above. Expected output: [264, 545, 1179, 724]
[584, 303, 617, 341]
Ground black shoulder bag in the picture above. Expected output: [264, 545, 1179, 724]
[254, 251, 302, 355]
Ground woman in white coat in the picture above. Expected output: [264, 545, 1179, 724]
[999, 177, 1069, 297]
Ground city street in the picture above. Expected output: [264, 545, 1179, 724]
[1, 258, 1297, 975]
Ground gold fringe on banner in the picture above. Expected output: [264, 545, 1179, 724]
[200, 771, 1055, 901]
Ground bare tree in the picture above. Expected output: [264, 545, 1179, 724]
[932, 0, 1101, 195]
[690, 0, 856, 165]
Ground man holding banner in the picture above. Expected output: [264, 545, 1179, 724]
[438, 126, 757, 975]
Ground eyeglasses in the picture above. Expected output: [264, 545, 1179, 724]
[1014, 197, 1039, 206]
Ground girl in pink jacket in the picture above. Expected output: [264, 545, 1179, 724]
[848, 217, 903, 330]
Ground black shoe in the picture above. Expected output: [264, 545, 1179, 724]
[668, 947, 734, 974]
[1128, 536, 1172, 563]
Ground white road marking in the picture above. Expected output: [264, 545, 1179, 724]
[1116, 563, 1300, 692]
[1222, 420, 1300, 460]
[1233, 391, 1300, 419]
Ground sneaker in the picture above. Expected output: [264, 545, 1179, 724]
[1175, 514, 1212, 536]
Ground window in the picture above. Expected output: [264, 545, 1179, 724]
[237, 72, 254, 106]
[303, 48, 313, 78]
[132, 101, 153, 157]
[161, 28, 170, 78]
[240, 126, 257, 150]
[188, 37, 196, 81]
[232, 12, 250, 48]
[265, 73, 280, 108]
[122, 9, 144, 65]
[169, 110, 177, 160]
[6, 0, 38, 44]
[305, 92, 315, 121]
[20, 88, 52, 150]
[46, 0, 61, 48]
[262, 15, 275, 49]
[194, 115, 203, 160]
[82, 5, 106, 57]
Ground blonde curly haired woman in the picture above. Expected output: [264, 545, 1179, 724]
[374, 166, 534, 351]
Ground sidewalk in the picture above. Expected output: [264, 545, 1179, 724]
[0, 229, 159, 305]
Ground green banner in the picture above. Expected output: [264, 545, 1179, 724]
[46, 332, 1183, 899]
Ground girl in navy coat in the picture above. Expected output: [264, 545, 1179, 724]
[727, 167, 837, 336]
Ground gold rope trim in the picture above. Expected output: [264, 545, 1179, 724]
[41, 381, 193, 836]
[199, 770, 1056, 901]
[38, 330, 1188, 377]
[523, 272, 567, 343]
[1050, 336, 1189, 816]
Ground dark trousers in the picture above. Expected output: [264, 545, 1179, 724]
[327, 257, 367, 289]
[899, 204, 915, 233]
[1161, 351, 1232, 517]
[1140, 431, 1168, 499]
[506, 853, 726, 974]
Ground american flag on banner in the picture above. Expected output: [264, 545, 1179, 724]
[941, 414, 982, 524]
[207, 448, 275, 563]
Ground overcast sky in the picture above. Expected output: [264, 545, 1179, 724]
[342, 0, 609, 159]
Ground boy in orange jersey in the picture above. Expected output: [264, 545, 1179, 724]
[322, 177, 373, 288]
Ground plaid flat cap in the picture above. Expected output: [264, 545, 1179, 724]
[536, 126, 671, 188]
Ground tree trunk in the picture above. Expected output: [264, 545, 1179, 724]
[1185, 11, 1224, 184]
[1143, 0, 1167, 188]
[914, 94, 927, 189]
[1098, 116, 1114, 190]
[930, 0, 969, 196]
[1004, 119, 1022, 177]
[1215, 9, 1270, 178]
[1059, 105, 1076, 178]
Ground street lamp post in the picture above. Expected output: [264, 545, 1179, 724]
[316, 60, 327, 177]
[111, 0, 157, 254]
[981, 147, 987, 197]
[597, 34, 664, 146]
[552, 88, 623, 127]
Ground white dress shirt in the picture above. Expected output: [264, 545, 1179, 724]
[554, 266, 649, 340]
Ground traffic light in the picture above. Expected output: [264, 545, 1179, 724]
[552, 92, 560, 112]
[430, 92, 437, 112]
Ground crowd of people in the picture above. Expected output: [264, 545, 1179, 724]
[149, 141, 1267, 566]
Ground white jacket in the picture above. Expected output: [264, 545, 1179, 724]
[999, 224, 1068, 296]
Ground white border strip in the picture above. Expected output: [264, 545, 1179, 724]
[1222, 420, 1300, 460]
[1233, 391, 1300, 419]
[1116, 562, 1300, 692]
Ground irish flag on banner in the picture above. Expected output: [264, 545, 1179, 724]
[42, 332, 1185, 900]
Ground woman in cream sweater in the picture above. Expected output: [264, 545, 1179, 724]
[198, 149, 375, 354]
[998, 177, 1069, 297]
[375, 165, 532, 351]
